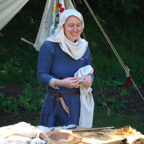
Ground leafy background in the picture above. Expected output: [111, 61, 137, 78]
[0, 0, 144, 132]
[0, 0, 144, 88]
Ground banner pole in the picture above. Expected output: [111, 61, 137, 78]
[64, 0, 69, 9]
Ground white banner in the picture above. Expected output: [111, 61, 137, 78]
[0, 0, 29, 30]
[34, 0, 75, 51]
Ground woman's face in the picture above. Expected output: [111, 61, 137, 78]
[64, 16, 82, 42]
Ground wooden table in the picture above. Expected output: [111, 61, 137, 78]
[46, 126, 144, 144]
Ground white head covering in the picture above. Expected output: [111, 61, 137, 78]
[46, 9, 88, 60]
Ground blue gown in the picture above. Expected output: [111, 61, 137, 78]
[37, 41, 94, 127]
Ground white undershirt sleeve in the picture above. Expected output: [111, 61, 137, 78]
[49, 78, 59, 89]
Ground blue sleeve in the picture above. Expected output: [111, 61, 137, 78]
[86, 46, 94, 80]
[37, 41, 54, 90]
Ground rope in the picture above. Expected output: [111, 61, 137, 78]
[131, 79, 144, 100]
[83, 0, 144, 100]
[72, 0, 110, 116]
[83, 0, 126, 72]
[94, 68, 110, 116]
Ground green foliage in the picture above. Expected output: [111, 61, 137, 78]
[95, 97, 126, 111]
[0, 0, 144, 132]
[129, 85, 137, 90]
[119, 89, 130, 98]
[81, 0, 144, 90]
[92, 69, 125, 90]
[19, 84, 44, 112]
[0, 0, 41, 86]
[0, 93, 6, 109]
[0, 0, 144, 97]
[131, 108, 137, 114]
[0, 85, 44, 114]
[106, 98, 126, 110]
[95, 97, 104, 105]
[79, 0, 144, 15]
[2, 96, 19, 114]
[0, 54, 38, 86]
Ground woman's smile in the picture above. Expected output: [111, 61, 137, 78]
[64, 16, 82, 42]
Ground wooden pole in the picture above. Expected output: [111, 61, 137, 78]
[21, 38, 34, 46]
[72, 126, 114, 132]
[64, 0, 69, 9]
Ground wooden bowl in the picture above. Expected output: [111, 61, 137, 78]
[46, 130, 82, 144]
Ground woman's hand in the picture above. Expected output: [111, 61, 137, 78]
[55, 77, 79, 89]
[79, 75, 93, 88]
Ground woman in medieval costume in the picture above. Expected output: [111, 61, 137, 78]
[37, 9, 94, 127]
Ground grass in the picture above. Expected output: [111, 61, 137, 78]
[0, 117, 40, 127]
[93, 106, 144, 134]
[1, 106, 143, 135]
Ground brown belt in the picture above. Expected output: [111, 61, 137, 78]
[45, 91, 79, 126]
